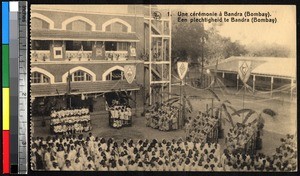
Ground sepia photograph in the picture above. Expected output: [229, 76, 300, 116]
[29, 4, 297, 172]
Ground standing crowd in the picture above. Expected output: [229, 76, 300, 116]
[185, 111, 219, 144]
[146, 103, 179, 131]
[31, 133, 297, 171]
[50, 108, 91, 134]
[108, 105, 132, 128]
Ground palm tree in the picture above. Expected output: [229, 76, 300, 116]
[163, 87, 203, 128]
[205, 89, 238, 128]
[231, 108, 277, 129]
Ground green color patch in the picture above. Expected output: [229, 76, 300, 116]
[2, 45, 9, 87]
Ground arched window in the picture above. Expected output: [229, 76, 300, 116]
[66, 20, 92, 31]
[71, 70, 92, 82]
[102, 18, 132, 32]
[106, 69, 125, 81]
[62, 16, 96, 31]
[31, 72, 50, 84]
[105, 22, 127, 33]
[31, 13, 54, 29]
[62, 66, 96, 83]
[32, 17, 50, 29]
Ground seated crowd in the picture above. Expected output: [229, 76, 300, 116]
[108, 105, 132, 128]
[185, 111, 219, 143]
[50, 108, 91, 134]
[31, 133, 223, 171]
[221, 134, 297, 171]
[226, 122, 258, 153]
[146, 103, 179, 131]
[31, 132, 297, 171]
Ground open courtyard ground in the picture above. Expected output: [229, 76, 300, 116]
[32, 86, 297, 157]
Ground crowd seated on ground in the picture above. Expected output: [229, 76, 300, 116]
[225, 122, 258, 154]
[221, 134, 297, 171]
[50, 108, 91, 134]
[31, 133, 297, 171]
[185, 111, 219, 143]
[108, 103, 132, 128]
[145, 103, 179, 131]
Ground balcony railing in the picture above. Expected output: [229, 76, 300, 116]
[105, 51, 128, 61]
[31, 50, 131, 62]
[66, 51, 92, 61]
[31, 50, 51, 61]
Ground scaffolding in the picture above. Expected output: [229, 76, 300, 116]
[144, 5, 172, 105]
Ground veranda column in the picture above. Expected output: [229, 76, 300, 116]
[236, 74, 239, 91]
[253, 75, 256, 94]
[270, 76, 274, 97]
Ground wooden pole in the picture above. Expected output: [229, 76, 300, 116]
[271, 76, 274, 97]
[253, 75, 256, 94]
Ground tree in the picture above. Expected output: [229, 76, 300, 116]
[171, 10, 206, 65]
[245, 42, 292, 57]
[163, 85, 203, 128]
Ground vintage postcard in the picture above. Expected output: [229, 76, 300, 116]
[30, 4, 297, 172]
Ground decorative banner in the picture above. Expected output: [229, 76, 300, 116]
[130, 47, 136, 57]
[238, 61, 252, 84]
[124, 65, 136, 84]
[96, 47, 102, 57]
[177, 61, 188, 80]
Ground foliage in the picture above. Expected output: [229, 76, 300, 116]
[245, 42, 292, 57]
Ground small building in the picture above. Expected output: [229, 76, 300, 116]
[205, 56, 296, 99]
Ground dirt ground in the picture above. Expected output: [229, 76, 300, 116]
[32, 86, 297, 156]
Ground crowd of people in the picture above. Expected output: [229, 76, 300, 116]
[185, 111, 219, 144]
[145, 103, 179, 131]
[50, 108, 91, 134]
[108, 105, 132, 128]
[31, 133, 297, 171]
[225, 122, 258, 154]
[221, 134, 297, 171]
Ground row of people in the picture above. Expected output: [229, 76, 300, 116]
[31, 133, 296, 171]
[185, 111, 219, 143]
[50, 108, 89, 118]
[51, 121, 91, 134]
[146, 104, 179, 131]
[109, 105, 132, 128]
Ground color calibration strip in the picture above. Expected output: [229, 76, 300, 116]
[2, 1, 10, 174]
[18, 1, 28, 174]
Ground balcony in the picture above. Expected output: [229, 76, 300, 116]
[66, 51, 92, 61]
[31, 50, 51, 61]
[31, 50, 132, 62]
[105, 51, 128, 61]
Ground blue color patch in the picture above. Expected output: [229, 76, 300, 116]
[2, 2, 9, 44]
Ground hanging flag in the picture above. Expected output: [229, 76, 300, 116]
[238, 61, 252, 84]
[130, 47, 136, 57]
[177, 61, 188, 80]
[124, 65, 136, 84]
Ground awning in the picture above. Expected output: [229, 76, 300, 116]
[31, 80, 140, 97]
[31, 29, 140, 42]
[205, 56, 296, 79]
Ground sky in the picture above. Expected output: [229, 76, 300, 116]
[160, 5, 296, 55]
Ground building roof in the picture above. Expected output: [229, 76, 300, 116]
[31, 80, 140, 97]
[206, 56, 296, 79]
[31, 29, 140, 42]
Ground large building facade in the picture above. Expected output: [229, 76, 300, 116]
[30, 5, 172, 115]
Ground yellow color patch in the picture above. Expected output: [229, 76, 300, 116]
[3, 88, 10, 130]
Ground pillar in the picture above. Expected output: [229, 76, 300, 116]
[270, 76, 274, 97]
[291, 78, 294, 100]
[237, 74, 239, 91]
[253, 75, 256, 94]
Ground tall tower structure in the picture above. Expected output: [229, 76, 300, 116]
[144, 5, 172, 105]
